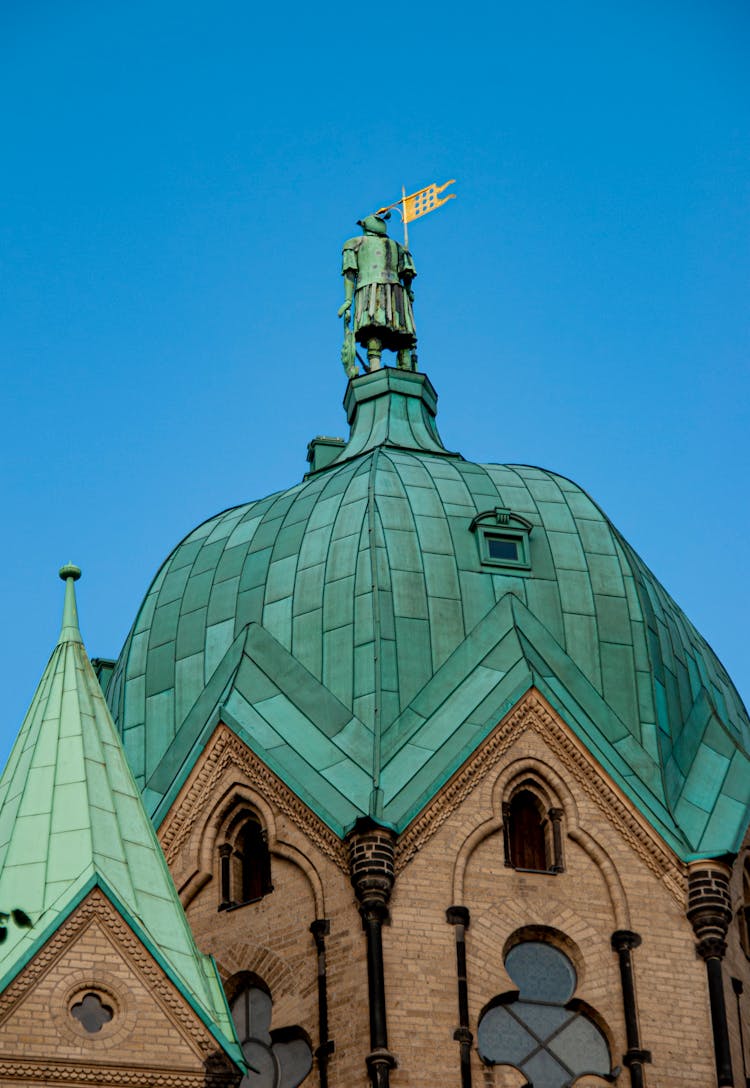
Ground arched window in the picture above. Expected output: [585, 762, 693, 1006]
[229, 981, 312, 1088]
[477, 940, 612, 1085]
[219, 812, 273, 911]
[502, 788, 563, 873]
[237, 817, 273, 904]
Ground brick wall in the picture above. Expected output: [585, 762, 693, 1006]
[0, 887, 239, 1087]
[3, 690, 741, 1086]
[161, 693, 732, 1087]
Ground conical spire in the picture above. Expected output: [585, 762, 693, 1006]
[0, 568, 243, 1069]
[57, 563, 82, 644]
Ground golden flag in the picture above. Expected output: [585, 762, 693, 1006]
[376, 179, 457, 224]
[401, 179, 456, 223]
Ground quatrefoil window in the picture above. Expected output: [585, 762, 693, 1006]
[477, 942, 613, 1086]
[70, 991, 114, 1033]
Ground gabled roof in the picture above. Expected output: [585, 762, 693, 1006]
[108, 369, 750, 860]
[0, 566, 244, 1070]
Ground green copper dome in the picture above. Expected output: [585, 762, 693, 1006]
[107, 369, 750, 859]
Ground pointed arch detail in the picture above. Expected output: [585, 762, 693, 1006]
[452, 756, 631, 929]
[177, 780, 325, 916]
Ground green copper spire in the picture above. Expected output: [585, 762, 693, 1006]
[0, 568, 244, 1070]
[57, 563, 82, 644]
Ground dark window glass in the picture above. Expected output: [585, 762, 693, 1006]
[478, 942, 611, 1085]
[71, 992, 113, 1033]
[230, 985, 312, 1088]
[487, 536, 519, 561]
[237, 819, 272, 903]
[508, 790, 548, 871]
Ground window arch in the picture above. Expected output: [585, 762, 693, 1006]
[228, 978, 312, 1088]
[477, 939, 613, 1085]
[502, 784, 564, 873]
[219, 810, 273, 911]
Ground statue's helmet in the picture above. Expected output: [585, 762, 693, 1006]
[357, 213, 390, 236]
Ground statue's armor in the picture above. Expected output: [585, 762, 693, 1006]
[342, 234, 417, 351]
[343, 235, 403, 288]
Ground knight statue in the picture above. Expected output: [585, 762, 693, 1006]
[338, 213, 417, 378]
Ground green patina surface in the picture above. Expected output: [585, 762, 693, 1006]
[0, 570, 244, 1070]
[108, 368, 750, 859]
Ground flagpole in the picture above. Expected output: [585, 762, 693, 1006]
[402, 186, 409, 250]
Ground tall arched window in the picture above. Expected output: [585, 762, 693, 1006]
[229, 981, 312, 1088]
[502, 787, 564, 873]
[237, 817, 273, 904]
[219, 811, 273, 911]
[507, 790, 547, 870]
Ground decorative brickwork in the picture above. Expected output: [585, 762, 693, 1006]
[0, 1060, 233, 1086]
[0, 887, 239, 1088]
[158, 723, 348, 874]
[395, 689, 687, 905]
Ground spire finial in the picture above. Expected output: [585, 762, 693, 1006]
[57, 563, 82, 644]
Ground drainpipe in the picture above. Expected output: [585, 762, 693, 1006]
[347, 820, 397, 1088]
[611, 930, 651, 1087]
[730, 978, 749, 1088]
[310, 919, 333, 1088]
[687, 860, 734, 1086]
[447, 906, 473, 1088]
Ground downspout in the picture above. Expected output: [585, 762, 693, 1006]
[348, 820, 397, 1088]
[447, 906, 473, 1088]
[687, 861, 735, 1086]
[310, 919, 333, 1088]
[730, 978, 749, 1087]
[611, 930, 651, 1087]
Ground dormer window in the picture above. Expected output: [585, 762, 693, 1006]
[470, 508, 532, 571]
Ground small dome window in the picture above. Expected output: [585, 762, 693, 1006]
[470, 508, 532, 571]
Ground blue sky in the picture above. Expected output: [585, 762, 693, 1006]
[2, 1, 748, 763]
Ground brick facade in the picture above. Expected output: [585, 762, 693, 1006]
[0, 888, 240, 1087]
[2, 689, 747, 1086]
[160, 690, 744, 1086]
